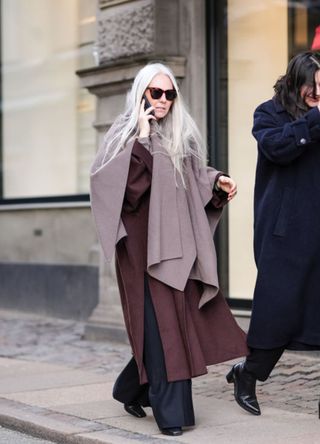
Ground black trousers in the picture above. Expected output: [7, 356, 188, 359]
[113, 277, 195, 429]
[244, 347, 285, 381]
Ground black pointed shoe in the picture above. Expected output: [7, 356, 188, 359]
[124, 403, 146, 418]
[226, 362, 261, 416]
[161, 427, 183, 436]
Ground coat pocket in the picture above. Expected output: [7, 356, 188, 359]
[273, 187, 293, 237]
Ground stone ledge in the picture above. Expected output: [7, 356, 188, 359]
[77, 56, 186, 93]
[0, 398, 177, 444]
[0, 398, 108, 444]
[0, 263, 98, 320]
[84, 322, 129, 344]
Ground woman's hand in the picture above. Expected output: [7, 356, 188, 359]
[217, 175, 237, 201]
[138, 99, 156, 138]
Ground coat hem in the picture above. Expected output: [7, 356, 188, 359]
[247, 339, 320, 351]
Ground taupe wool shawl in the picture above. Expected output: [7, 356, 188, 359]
[90, 128, 223, 308]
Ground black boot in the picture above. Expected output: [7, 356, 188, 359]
[226, 362, 261, 416]
[124, 403, 146, 418]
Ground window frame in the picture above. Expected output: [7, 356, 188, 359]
[206, 0, 231, 300]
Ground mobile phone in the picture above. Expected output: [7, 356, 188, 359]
[143, 95, 155, 115]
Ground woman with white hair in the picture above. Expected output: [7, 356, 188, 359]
[90, 63, 248, 436]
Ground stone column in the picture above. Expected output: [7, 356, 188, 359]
[77, 0, 206, 341]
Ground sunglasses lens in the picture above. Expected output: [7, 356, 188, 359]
[149, 88, 177, 101]
[166, 90, 177, 101]
[150, 88, 163, 99]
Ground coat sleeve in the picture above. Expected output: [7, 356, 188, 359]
[123, 140, 153, 212]
[190, 155, 229, 208]
[210, 172, 229, 209]
[252, 101, 320, 165]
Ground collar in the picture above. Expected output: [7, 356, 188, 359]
[272, 97, 286, 113]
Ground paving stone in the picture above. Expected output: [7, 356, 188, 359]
[1, 309, 320, 443]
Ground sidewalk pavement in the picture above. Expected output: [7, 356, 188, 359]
[0, 309, 319, 444]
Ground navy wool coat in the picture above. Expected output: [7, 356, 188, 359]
[247, 98, 320, 350]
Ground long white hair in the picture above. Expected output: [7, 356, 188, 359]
[101, 63, 207, 176]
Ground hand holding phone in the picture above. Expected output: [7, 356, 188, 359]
[143, 95, 155, 116]
[138, 95, 155, 138]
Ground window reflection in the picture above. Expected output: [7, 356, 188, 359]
[1, 0, 96, 199]
[227, 0, 320, 300]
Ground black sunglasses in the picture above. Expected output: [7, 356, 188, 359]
[147, 87, 177, 101]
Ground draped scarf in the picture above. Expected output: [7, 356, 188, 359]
[90, 127, 223, 308]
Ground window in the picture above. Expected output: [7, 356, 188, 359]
[207, 0, 320, 302]
[0, 0, 96, 201]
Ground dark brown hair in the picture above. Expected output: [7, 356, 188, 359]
[274, 51, 320, 118]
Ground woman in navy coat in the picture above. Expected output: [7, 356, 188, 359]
[227, 51, 320, 416]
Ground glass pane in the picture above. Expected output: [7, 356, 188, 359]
[227, 0, 320, 300]
[1, 0, 96, 199]
[227, 0, 288, 299]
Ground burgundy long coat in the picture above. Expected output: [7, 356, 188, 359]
[113, 140, 248, 384]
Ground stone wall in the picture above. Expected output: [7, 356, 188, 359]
[0, 206, 99, 319]
[98, 0, 155, 62]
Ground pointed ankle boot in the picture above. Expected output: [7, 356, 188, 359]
[226, 362, 261, 416]
[124, 403, 146, 418]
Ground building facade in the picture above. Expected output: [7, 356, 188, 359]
[0, 0, 319, 337]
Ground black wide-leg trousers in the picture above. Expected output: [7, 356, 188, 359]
[113, 277, 195, 429]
